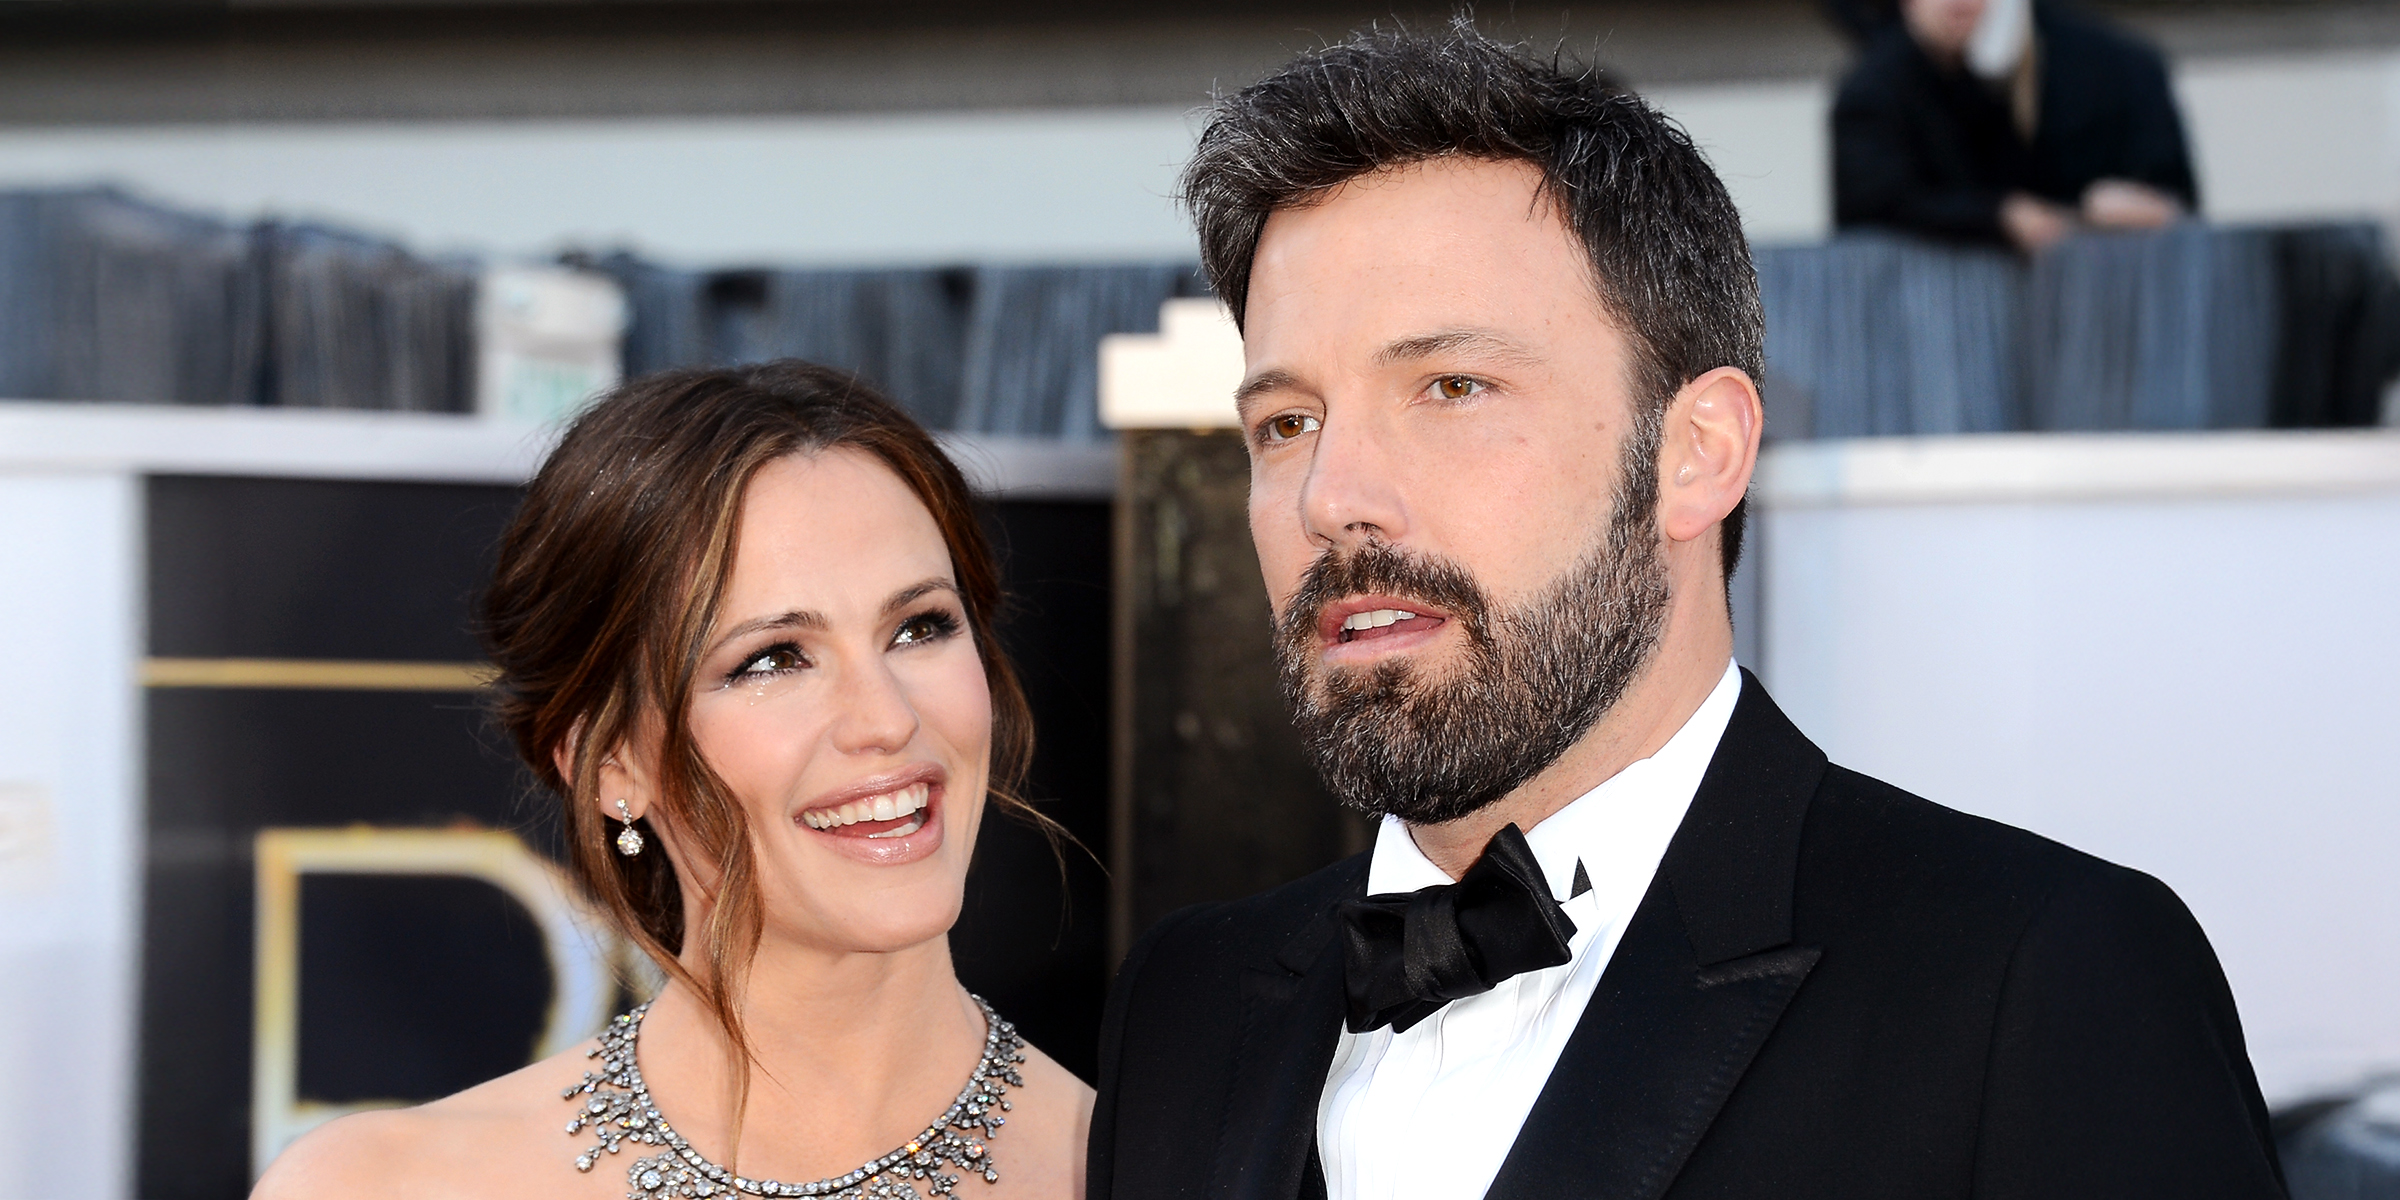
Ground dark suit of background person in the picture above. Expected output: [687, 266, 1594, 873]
[1092, 673, 2285, 1199]
[1834, 1, 2198, 247]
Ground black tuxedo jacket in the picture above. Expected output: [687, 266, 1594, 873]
[1089, 672, 2284, 1199]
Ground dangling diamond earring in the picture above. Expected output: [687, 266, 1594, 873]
[613, 799, 645, 857]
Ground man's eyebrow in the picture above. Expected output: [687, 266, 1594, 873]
[1373, 328, 1543, 368]
[1233, 368, 1306, 423]
[1232, 330, 1537, 423]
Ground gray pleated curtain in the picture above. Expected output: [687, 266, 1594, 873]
[1757, 223, 2398, 439]
[956, 265, 1193, 442]
[0, 188, 478, 411]
[1757, 231, 2024, 437]
[260, 224, 477, 413]
[598, 255, 1204, 440]
[0, 190, 263, 406]
[8, 188, 2389, 439]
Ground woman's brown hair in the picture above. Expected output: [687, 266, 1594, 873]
[480, 359, 1037, 1083]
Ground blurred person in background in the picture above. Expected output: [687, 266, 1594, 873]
[254, 362, 1091, 1200]
[1833, 0, 2199, 252]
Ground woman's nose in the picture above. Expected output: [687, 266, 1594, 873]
[828, 657, 922, 756]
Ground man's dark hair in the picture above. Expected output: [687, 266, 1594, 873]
[1180, 18, 1763, 583]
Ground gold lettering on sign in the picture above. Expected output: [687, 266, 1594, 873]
[144, 659, 496, 692]
[249, 827, 626, 1177]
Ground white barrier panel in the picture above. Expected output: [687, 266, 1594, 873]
[0, 472, 140, 1199]
[1759, 430, 2400, 1104]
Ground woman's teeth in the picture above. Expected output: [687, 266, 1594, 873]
[1340, 608, 1422, 632]
[800, 782, 930, 832]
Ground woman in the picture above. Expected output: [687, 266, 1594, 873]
[256, 361, 1092, 1199]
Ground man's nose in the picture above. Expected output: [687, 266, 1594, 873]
[1297, 409, 1410, 551]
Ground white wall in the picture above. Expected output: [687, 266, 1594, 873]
[1651, 80, 1835, 244]
[0, 47, 2387, 267]
[0, 109, 1203, 267]
[0, 472, 141, 1198]
[2178, 52, 2400, 226]
[1657, 51, 2400, 242]
[1758, 431, 2400, 1105]
[0, 91, 1834, 264]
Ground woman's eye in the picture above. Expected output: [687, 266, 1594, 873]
[892, 611, 961, 647]
[1432, 376, 1484, 401]
[733, 645, 807, 678]
[1263, 412, 1321, 442]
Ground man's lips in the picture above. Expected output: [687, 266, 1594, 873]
[1316, 595, 1452, 651]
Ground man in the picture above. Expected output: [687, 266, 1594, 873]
[1834, 0, 2198, 252]
[1089, 22, 2282, 1200]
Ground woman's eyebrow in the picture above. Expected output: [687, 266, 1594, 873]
[709, 579, 956, 651]
[883, 578, 960, 615]
[711, 609, 825, 652]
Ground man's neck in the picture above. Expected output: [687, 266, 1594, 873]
[1404, 609, 1734, 880]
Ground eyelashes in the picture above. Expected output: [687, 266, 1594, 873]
[891, 609, 963, 646]
[725, 641, 808, 685]
[718, 608, 966, 687]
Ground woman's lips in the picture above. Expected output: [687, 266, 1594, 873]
[793, 774, 948, 865]
[800, 780, 931, 839]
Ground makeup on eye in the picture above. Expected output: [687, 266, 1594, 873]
[890, 607, 964, 647]
[725, 641, 809, 684]
[720, 607, 963, 682]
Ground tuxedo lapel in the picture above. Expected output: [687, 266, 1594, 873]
[1484, 671, 1828, 1200]
[1211, 860, 1362, 1200]
[1481, 884, 1819, 1200]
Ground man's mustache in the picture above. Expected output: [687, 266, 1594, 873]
[1276, 541, 1493, 655]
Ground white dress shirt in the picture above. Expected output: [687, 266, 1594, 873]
[1315, 659, 1744, 1200]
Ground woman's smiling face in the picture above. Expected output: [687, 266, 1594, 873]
[683, 447, 993, 954]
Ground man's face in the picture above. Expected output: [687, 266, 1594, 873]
[1238, 157, 1670, 823]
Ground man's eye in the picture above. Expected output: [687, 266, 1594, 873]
[1432, 376, 1484, 401]
[1264, 413, 1321, 442]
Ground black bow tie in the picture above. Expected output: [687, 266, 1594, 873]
[1336, 823, 1579, 1035]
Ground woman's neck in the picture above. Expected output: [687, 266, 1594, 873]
[635, 933, 988, 1181]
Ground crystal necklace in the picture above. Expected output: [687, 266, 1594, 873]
[564, 994, 1026, 1200]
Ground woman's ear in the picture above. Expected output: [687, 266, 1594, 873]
[554, 727, 653, 825]
[1658, 366, 1764, 546]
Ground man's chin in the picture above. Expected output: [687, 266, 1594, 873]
[1301, 649, 1463, 705]
[1340, 787, 1511, 827]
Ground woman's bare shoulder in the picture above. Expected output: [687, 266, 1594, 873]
[250, 1039, 606, 1200]
[1016, 1040, 1095, 1110]
[992, 1038, 1094, 1199]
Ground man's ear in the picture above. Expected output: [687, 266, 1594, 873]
[1657, 366, 1763, 547]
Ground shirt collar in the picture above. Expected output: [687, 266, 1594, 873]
[1367, 659, 1745, 900]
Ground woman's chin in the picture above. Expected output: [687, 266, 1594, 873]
[770, 898, 964, 957]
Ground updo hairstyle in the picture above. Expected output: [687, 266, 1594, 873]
[480, 360, 1036, 1054]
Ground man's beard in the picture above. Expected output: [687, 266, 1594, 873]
[1271, 421, 1672, 826]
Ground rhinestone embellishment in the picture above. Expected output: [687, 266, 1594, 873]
[615, 825, 645, 856]
[564, 995, 1025, 1199]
